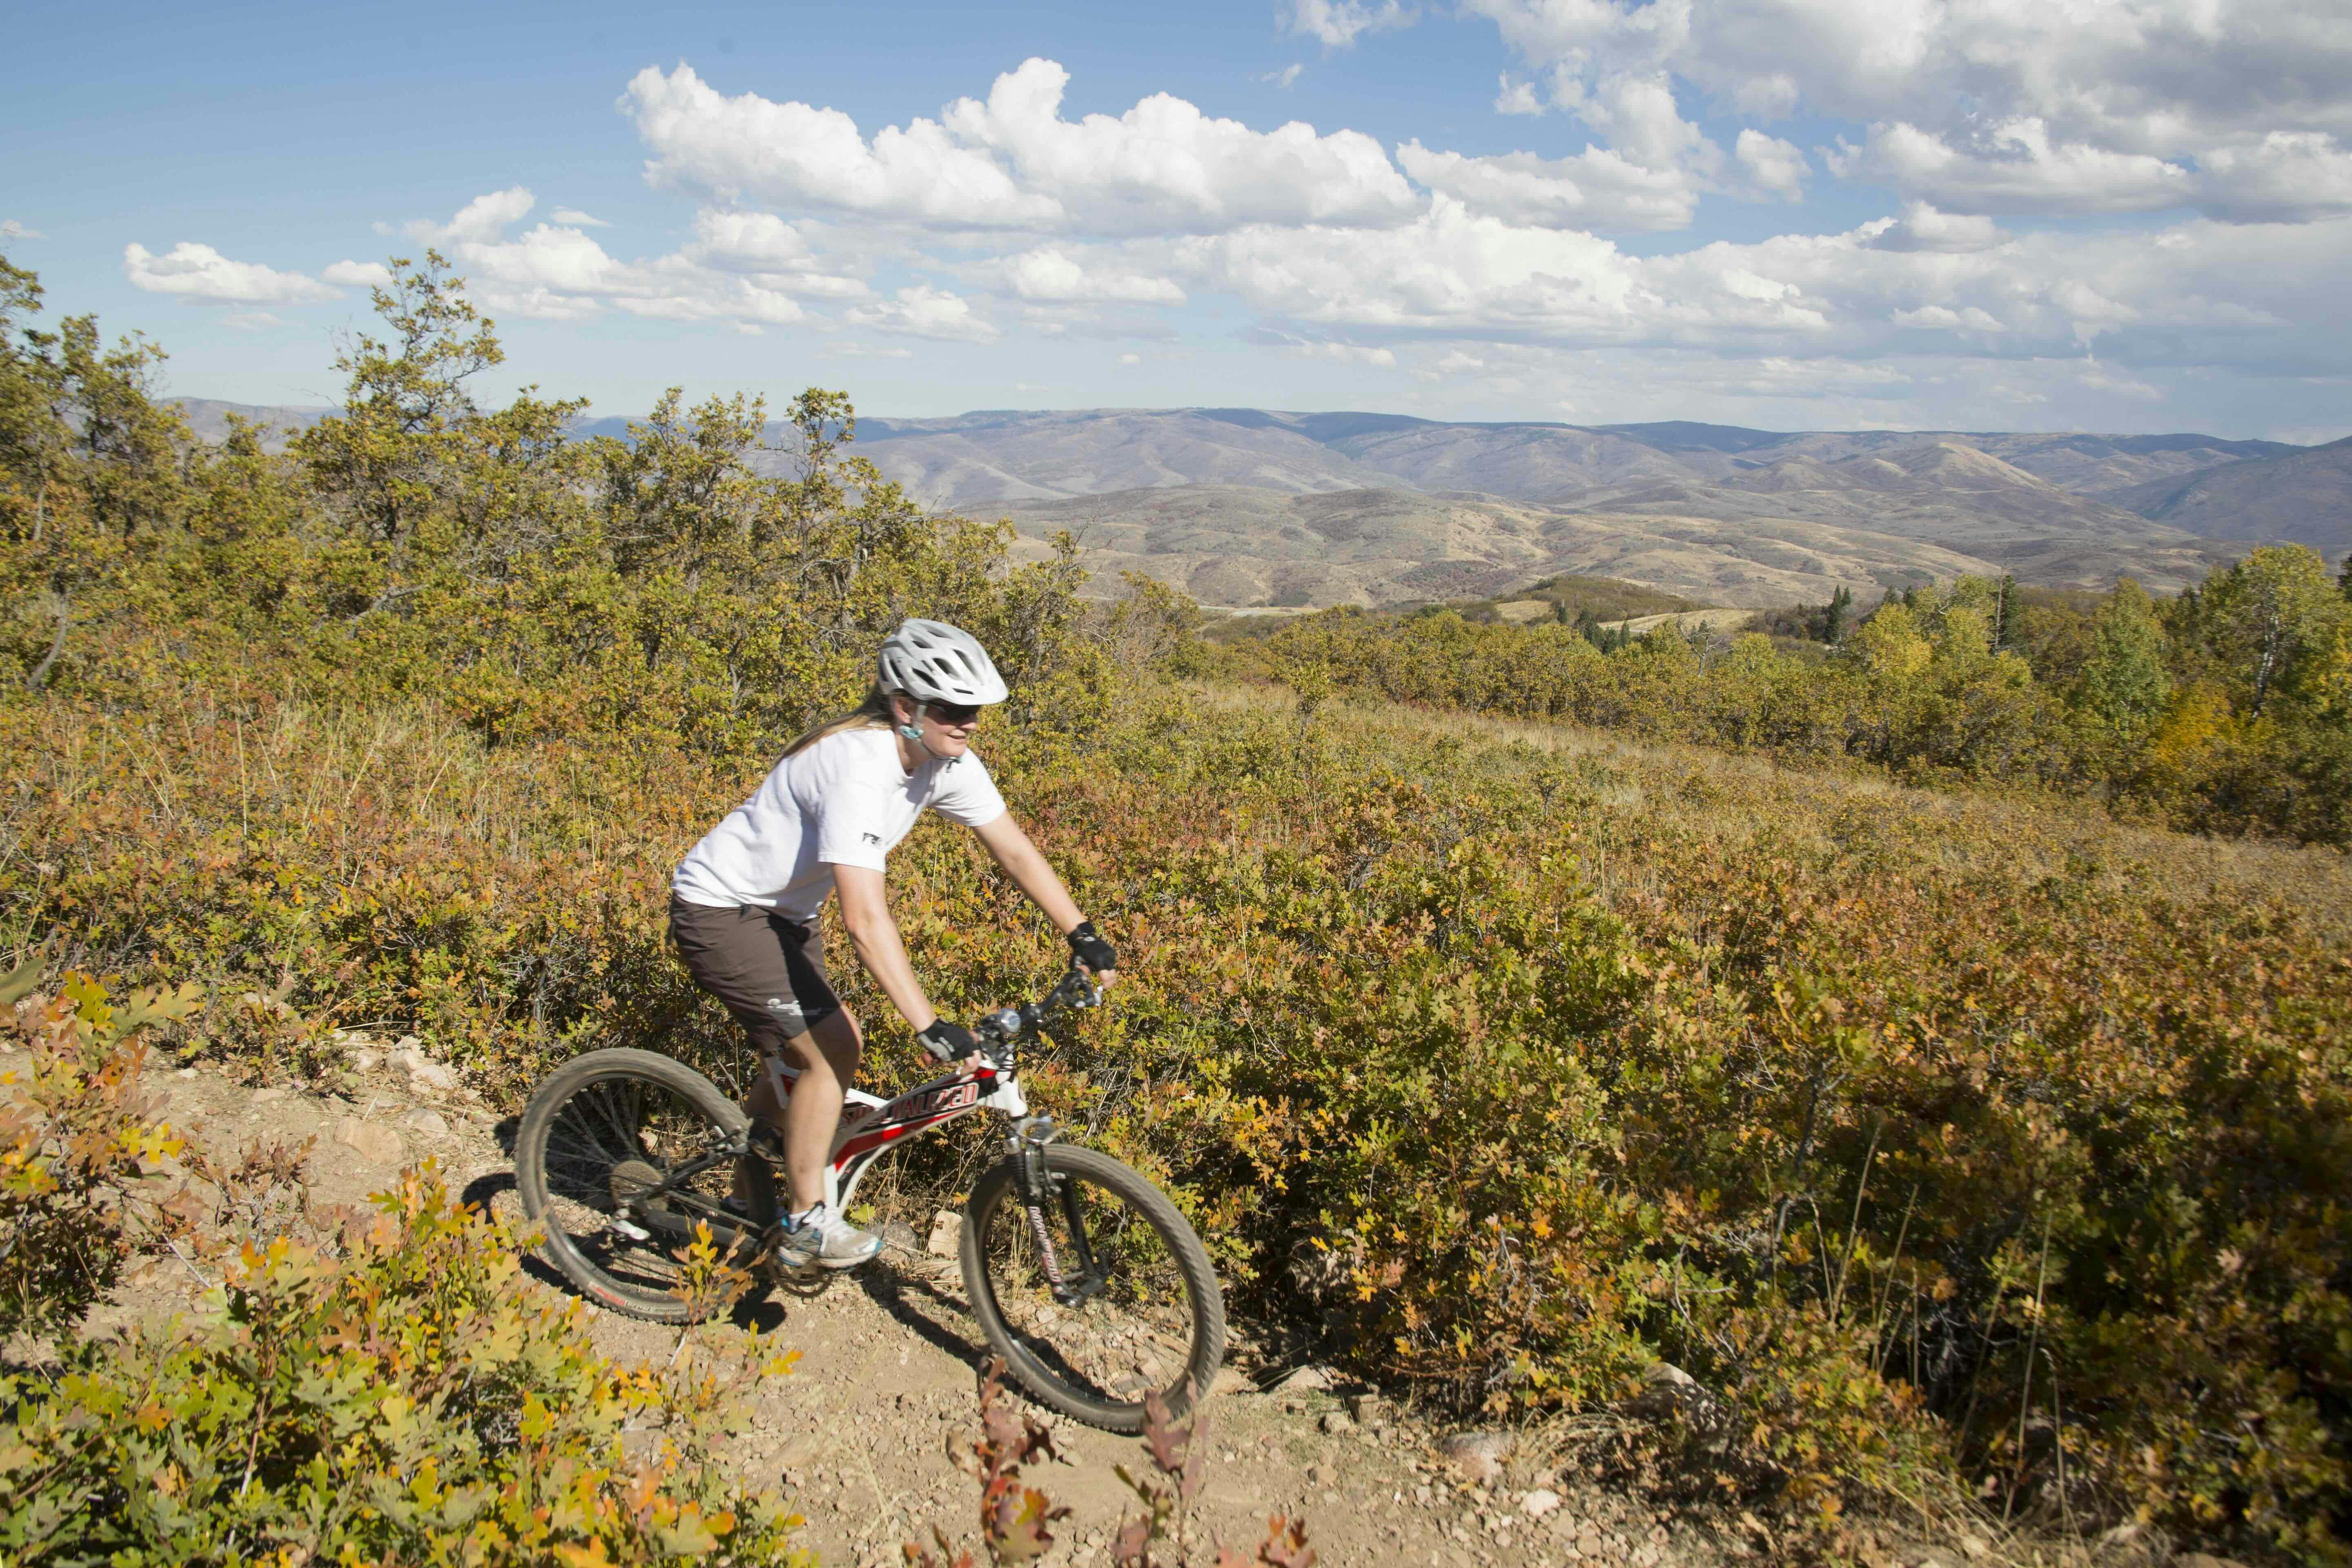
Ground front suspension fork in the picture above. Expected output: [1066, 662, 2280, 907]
[1013, 1117, 1103, 1305]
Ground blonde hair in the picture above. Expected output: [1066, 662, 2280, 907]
[781, 682, 900, 759]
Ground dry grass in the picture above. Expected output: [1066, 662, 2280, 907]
[1196, 679, 2352, 940]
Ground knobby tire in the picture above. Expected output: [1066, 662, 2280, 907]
[514, 1047, 775, 1323]
[960, 1143, 1226, 1433]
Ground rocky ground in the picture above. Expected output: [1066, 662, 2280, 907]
[45, 1042, 2173, 1568]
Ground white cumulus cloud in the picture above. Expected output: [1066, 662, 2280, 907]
[1282, 0, 1414, 49]
[1001, 248, 1187, 304]
[403, 186, 538, 245]
[322, 259, 396, 287]
[381, 190, 814, 327]
[682, 210, 872, 298]
[1397, 140, 1702, 230]
[2196, 131, 2352, 223]
[122, 242, 341, 304]
[1734, 130, 1807, 201]
[1463, 0, 2352, 224]
[1493, 76, 1545, 116]
[1827, 119, 2198, 215]
[1163, 192, 2348, 377]
[1867, 201, 2009, 254]
[846, 284, 1001, 342]
[624, 58, 1421, 236]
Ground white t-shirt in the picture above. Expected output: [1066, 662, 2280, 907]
[671, 727, 1008, 922]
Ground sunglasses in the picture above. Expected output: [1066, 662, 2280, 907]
[924, 700, 983, 726]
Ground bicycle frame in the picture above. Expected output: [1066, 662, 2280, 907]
[757, 964, 1100, 1216]
[764, 1052, 1029, 1215]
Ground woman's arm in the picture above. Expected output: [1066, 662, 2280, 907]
[969, 813, 1118, 982]
[832, 864, 940, 1031]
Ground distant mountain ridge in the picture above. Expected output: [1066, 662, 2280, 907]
[995, 483, 2005, 609]
[172, 397, 2303, 515]
[2107, 436, 2352, 550]
[170, 399, 2333, 608]
[828, 408, 2299, 512]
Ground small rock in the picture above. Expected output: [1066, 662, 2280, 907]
[1521, 1489, 1561, 1518]
[1319, 1410, 1355, 1434]
[880, 1219, 920, 1254]
[253, 1087, 287, 1102]
[1440, 1430, 1512, 1485]
[335, 1117, 403, 1165]
[388, 1045, 459, 1092]
[927, 1209, 962, 1257]
[348, 1049, 380, 1073]
[1271, 1364, 1337, 1393]
[177, 1067, 198, 1079]
[1210, 1365, 1255, 1396]
[1347, 1390, 1386, 1423]
[403, 1108, 449, 1135]
[1577, 1532, 1604, 1558]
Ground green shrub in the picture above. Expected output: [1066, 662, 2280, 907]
[0, 1162, 808, 1567]
[0, 957, 193, 1333]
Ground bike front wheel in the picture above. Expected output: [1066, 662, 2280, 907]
[960, 1143, 1226, 1432]
[514, 1047, 776, 1323]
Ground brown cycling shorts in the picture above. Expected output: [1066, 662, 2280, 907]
[668, 896, 844, 1062]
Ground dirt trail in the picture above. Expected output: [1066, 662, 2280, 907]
[96, 1053, 1751, 1568]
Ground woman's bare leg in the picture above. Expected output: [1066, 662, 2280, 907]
[771, 1009, 863, 1213]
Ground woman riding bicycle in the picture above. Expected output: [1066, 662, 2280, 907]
[667, 618, 1118, 1270]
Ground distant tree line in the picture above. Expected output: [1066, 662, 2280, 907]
[1209, 552, 2352, 844]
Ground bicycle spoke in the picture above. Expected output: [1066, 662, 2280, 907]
[526, 1062, 753, 1313]
[974, 1158, 1209, 1416]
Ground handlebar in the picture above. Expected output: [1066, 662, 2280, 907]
[971, 964, 1103, 1067]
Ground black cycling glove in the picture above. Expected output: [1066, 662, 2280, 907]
[1066, 920, 1118, 974]
[917, 1019, 978, 1062]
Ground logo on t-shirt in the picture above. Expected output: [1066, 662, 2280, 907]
[862, 831, 883, 845]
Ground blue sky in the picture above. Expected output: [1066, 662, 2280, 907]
[6, 0, 2350, 439]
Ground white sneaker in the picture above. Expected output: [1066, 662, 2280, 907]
[775, 1204, 882, 1271]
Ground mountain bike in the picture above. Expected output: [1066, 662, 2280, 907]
[513, 965, 1225, 1432]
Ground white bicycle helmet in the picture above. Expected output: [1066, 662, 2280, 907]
[877, 618, 1009, 706]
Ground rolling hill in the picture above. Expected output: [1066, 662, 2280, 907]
[2109, 435, 2352, 553]
[1584, 441, 2238, 592]
[1000, 483, 2004, 609]
[170, 399, 2326, 610]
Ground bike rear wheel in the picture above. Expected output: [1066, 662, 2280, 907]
[514, 1048, 776, 1323]
[960, 1143, 1225, 1432]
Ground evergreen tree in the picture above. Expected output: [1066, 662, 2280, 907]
[1822, 584, 1853, 644]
